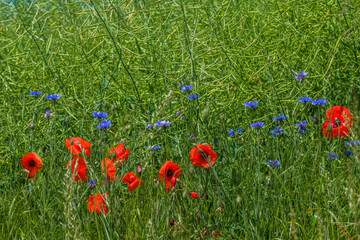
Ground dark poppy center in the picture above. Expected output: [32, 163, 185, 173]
[29, 159, 36, 167]
[166, 169, 173, 178]
[332, 118, 342, 128]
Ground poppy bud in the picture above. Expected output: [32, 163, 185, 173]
[190, 192, 199, 199]
[170, 219, 175, 227]
[70, 140, 74, 145]
[201, 193, 208, 200]
[20, 169, 30, 178]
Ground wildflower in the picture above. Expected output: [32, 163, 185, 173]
[101, 158, 117, 183]
[170, 219, 175, 227]
[344, 150, 353, 157]
[46, 94, 61, 103]
[93, 111, 108, 120]
[201, 193, 209, 200]
[250, 122, 265, 129]
[294, 71, 308, 82]
[229, 129, 243, 137]
[299, 97, 312, 105]
[244, 101, 259, 109]
[190, 133, 197, 141]
[146, 145, 160, 151]
[322, 106, 353, 138]
[190, 143, 218, 168]
[137, 165, 142, 175]
[121, 172, 143, 191]
[312, 99, 327, 106]
[190, 192, 199, 199]
[97, 120, 111, 130]
[87, 179, 97, 188]
[187, 94, 199, 100]
[155, 120, 171, 130]
[270, 126, 284, 137]
[44, 109, 52, 119]
[66, 156, 88, 182]
[108, 142, 129, 164]
[345, 141, 360, 147]
[21, 152, 43, 178]
[296, 121, 309, 133]
[268, 160, 281, 167]
[146, 123, 153, 129]
[30, 91, 42, 96]
[312, 115, 319, 124]
[65, 137, 91, 157]
[29, 122, 35, 129]
[272, 114, 287, 123]
[327, 153, 339, 160]
[176, 110, 184, 116]
[181, 84, 193, 92]
[159, 161, 182, 192]
[88, 192, 109, 215]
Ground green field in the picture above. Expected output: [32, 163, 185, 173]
[0, 0, 359, 239]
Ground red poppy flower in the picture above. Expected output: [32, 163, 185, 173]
[190, 192, 199, 199]
[65, 137, 91, 157]
[21, 152, 43, 178]
[159, 161, 182, 191]
[190, 144, 218, 168]
[66, 156, 88, 182]
[322, 106, 353, 138]
[101, 158, 117, 183]
[88, 192, 109, 215]
[121, 172, 143, 191]
[108, 143, 129, 164]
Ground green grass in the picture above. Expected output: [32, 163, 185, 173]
[0, 0, 359, 239]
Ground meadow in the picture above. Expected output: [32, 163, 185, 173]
[0, 0, 359, 239]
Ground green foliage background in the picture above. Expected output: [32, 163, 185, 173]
[0, 0, 359, 239]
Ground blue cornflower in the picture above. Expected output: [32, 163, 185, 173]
[345, 141, 360, 147]
[250, 122, 265, 129]
[46, 94, 61, 101]
[272, 114, 287, 123]
[93, 111, 108, 119]
[299, 97, 312, 104]
[87, 179, 97, 188]
[327, 153, 339, 160]
[189, 133, 197, 141]
[97, 120, 111, 129]
[312, 99, 327, 106]
[229, 129, 243, 137]
[181, 85, 193, 92]
[187, 94, 199, 100]
[294, 71, 308, 82]
[244, 101, 259, 109]
[344, 150, 353, 157]
[30, 91, 42, 96]
[268, 160, 281, 167]
[296, 120, 309, 133]
[155, 120, 171, 130]
[146, 123, 153, 129]
[146, 145, 160, 151]
[44, 109, 52, 119]
[270, 126, 284, 137]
